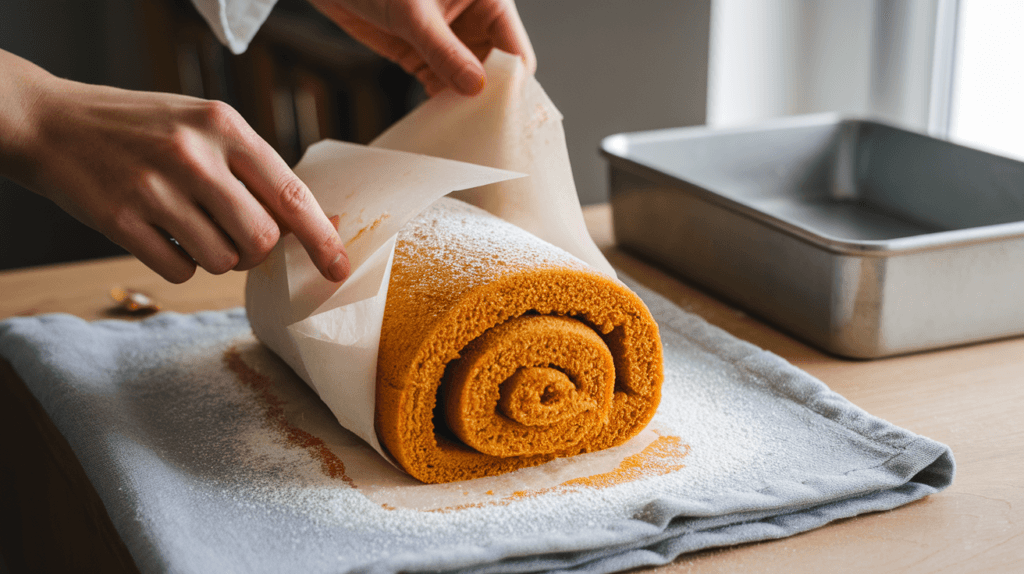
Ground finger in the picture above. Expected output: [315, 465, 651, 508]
[409, 8, 487, 95]
[415, 67, 448, 96]
[313, 8, 470, 97]
[282, 214, 339, 238]
[112, 218, 197, 284]
[193, 171, 281, 271]
[159, 203, 242, 276]
[227, 133, 350, 282]
[488, 1, 537, 74]
[309, 3, 430, 84]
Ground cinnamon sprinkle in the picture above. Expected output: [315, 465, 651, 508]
[224, 348, 355, 488]
[429, 434, 690, 513]
[556, 435, 689, 491]
[346, 212, 391, 246]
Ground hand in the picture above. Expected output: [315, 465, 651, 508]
[306, 0, 536, 96]
[0, 49, 350, 284]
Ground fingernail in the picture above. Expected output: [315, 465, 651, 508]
[329, 252, 350, 283]
[452, 66, 485, 95]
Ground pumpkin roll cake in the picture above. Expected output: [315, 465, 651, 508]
[376, 198, 663, 483]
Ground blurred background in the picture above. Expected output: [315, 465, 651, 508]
[0, 0, 1020, 271]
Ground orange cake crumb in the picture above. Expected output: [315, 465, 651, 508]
[225, 348, 355, 488]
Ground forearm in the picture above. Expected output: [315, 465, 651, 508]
[0, 49, 53, 185]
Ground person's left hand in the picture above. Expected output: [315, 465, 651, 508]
[0, 49, 350, 285]
[306, 0, 536, 96]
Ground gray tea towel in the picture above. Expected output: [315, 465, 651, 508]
[0, 280, 953, 574]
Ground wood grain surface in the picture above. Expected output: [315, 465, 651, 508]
[0, 204, 1021, 572]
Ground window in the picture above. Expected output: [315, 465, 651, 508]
[949, 0, 1024, 160]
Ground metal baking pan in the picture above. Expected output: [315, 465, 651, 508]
[601, 114, 1024, 358]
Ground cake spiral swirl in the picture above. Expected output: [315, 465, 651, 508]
[376, 198, 663, 484]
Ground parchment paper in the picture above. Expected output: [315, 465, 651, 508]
[245, 51, 616, 463]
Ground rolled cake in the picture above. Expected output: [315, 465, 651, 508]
[377, 197, 663, 483]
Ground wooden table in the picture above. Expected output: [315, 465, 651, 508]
[1, 205, 1021, 573]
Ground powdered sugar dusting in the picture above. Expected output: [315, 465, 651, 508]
[394, 197, 596, 301]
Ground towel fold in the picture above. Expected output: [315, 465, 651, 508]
[378, 198, 662, 483]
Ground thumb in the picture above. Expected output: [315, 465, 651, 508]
[409, 10, 486, 95]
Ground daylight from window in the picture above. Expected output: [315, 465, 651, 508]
[950, 0, 1024, 160]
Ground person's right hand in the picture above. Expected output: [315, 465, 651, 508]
[0, 49, 350, 284]
[306, 0, 536, 96]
